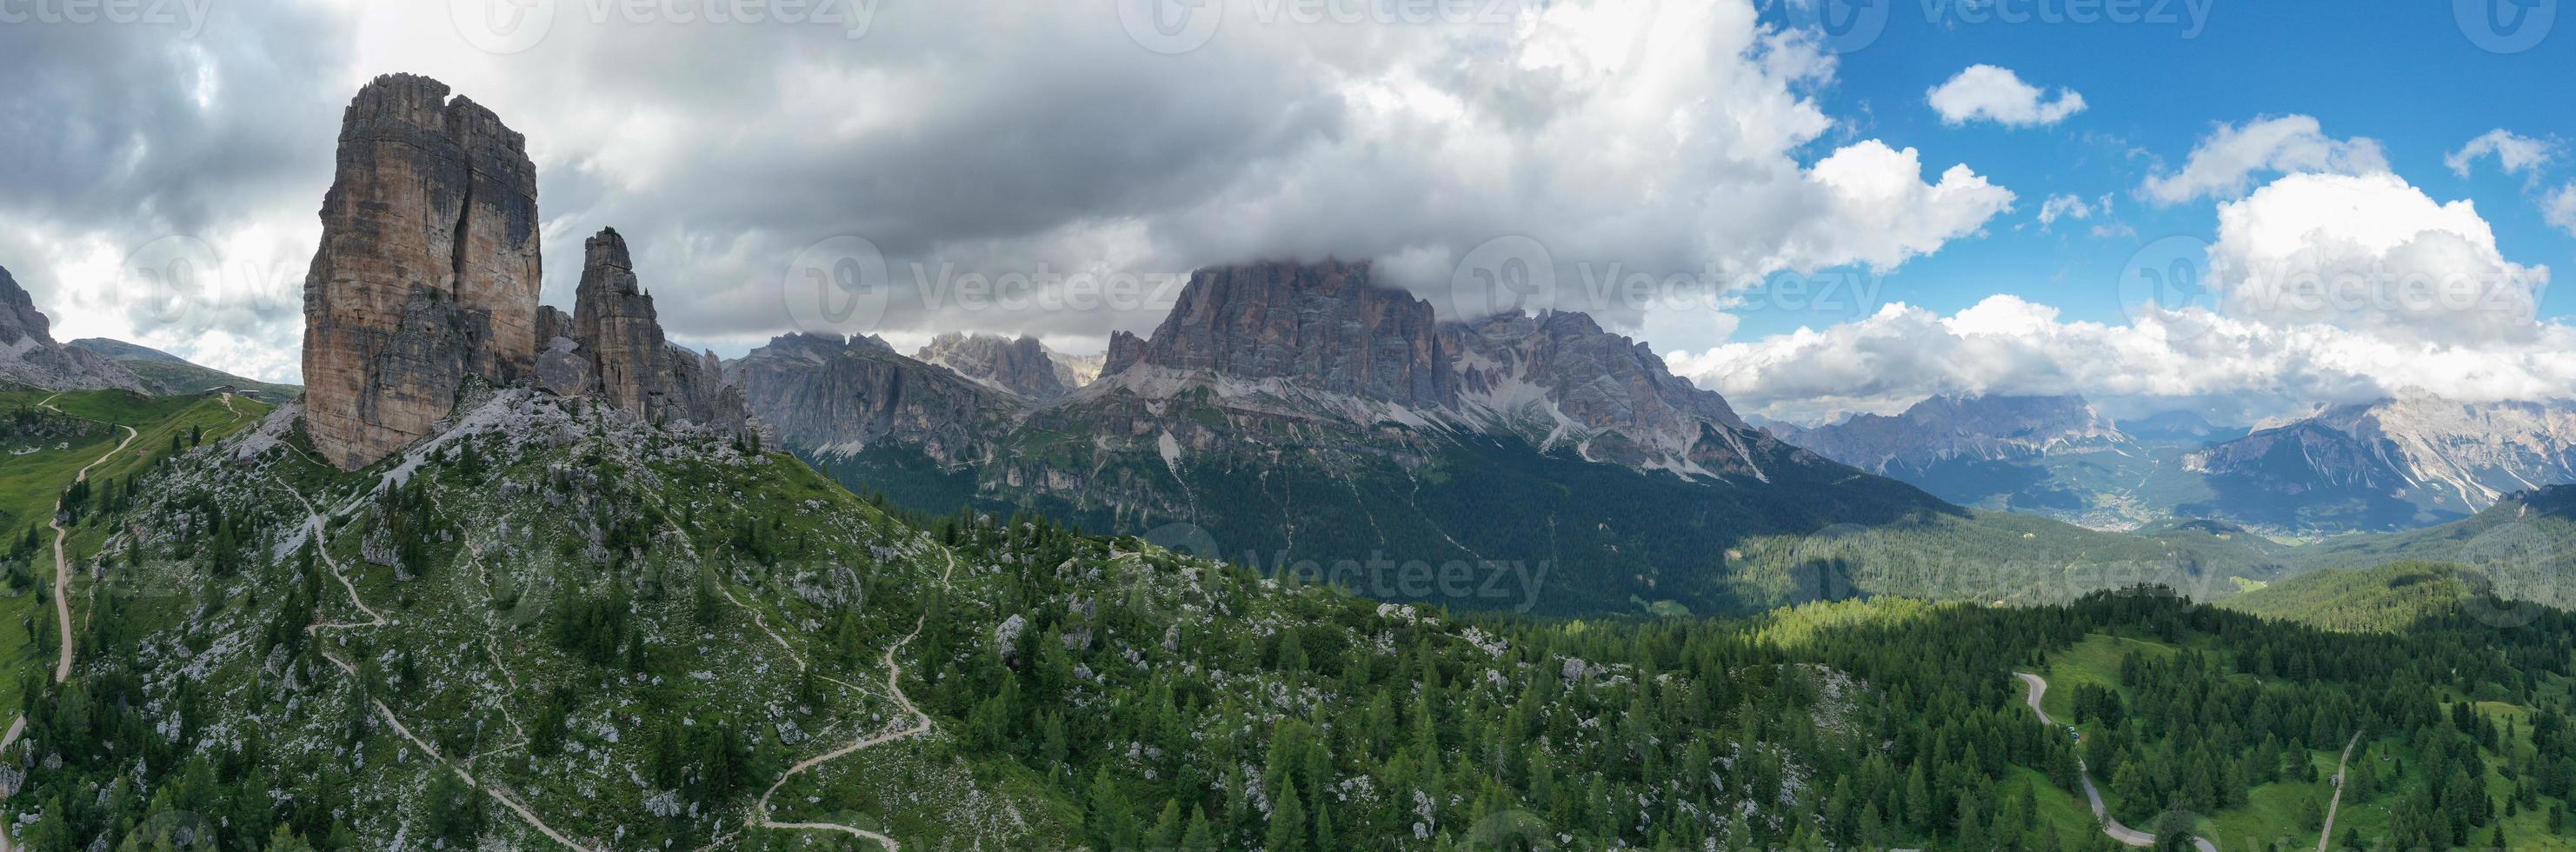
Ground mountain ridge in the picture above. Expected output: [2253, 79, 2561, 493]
[747, 262, 2290, 615]
[0, 266, 145, 393]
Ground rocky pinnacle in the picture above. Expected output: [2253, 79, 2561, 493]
[301, 73, 542, 469]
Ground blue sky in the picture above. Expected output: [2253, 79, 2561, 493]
[1733, 0, 2576, 338]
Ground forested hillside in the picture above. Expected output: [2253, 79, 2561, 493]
[9, 388, 2571, 850]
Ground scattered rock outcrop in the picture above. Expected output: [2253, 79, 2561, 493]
[915, 332, 1069, 398]
[301, 73, 542, 469]
[0, 265, 145, 392]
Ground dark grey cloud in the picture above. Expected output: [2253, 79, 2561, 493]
[0, 0, 2014, 383]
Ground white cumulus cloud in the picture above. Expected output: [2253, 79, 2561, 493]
[1925, 64, 2087, 127]
[2207, 171, 2545, 343]
[2034, 193, 2109, 230]
[2139, 116, 2386, 205]
[2544, 183, 2576, 238]
[1674, 167, 2571, 423]
[2446, 129, 2557, 177]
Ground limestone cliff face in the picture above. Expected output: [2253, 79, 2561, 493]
[572, 229, 668, 416]
[0, 264, 144, 392]
[1447, 310, 1771, 472]
[915, 332, 1068, 398]
[301, 73, 542, 469]
[729, 333, 1008, 460]
[1119, 261, 1454, 409]
[1102, 330, 1145, 376]
[542, 229, 748, 430]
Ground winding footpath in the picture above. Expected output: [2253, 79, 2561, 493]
[751, 543, 959, 852]
[49, 430, 134, 682]
[2316, 729, 2363, 852]
[2015, 673, 2219, 852]
[276, 476, 603, 852]
[0, 396, 141, 852]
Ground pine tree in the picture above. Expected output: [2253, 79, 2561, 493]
[263, 823, 318, 852]
[1181, 806, 1219, 851]
[1148, 800, 1185, 849]
[1266, 778, 1308, 852]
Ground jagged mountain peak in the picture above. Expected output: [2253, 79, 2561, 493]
[0, 263, 146, 392]
[915, 331, 1069, 399]
[2190, 393, 2576, 518]
[1106, 259, 1454, 409]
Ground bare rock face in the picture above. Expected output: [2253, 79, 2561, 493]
[0, 264, 145, 392]
[730, 333, 1008, 459]
[1115, 260, 1454, 409]
[301, 74, 542, 469]
[572, 229, 669, 416]
[541, 228, 749, 430]
[534, 304, 573, 347]
[1048, 348, 1105, 389]
[1454, 311, 1747, 427]
[915, 332, 1068, 398]
[1102, 330, 1146, 376]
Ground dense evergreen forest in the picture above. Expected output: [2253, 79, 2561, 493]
[855, 504, 2576, 850]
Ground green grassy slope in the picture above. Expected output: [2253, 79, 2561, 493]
[114, 358, 302, 400]
[2220, 562, 2484, 633]
[0, 388, 270, 729]
[2289, 485, 2576, 612]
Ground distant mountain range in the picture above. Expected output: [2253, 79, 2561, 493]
[736, 261, 2288, 616]
[2186, 392, 2576, 529]
[1769, 389, 2576, 537]
[2120, 409, 2247, 443]
[1785, 393, 2129, 475]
